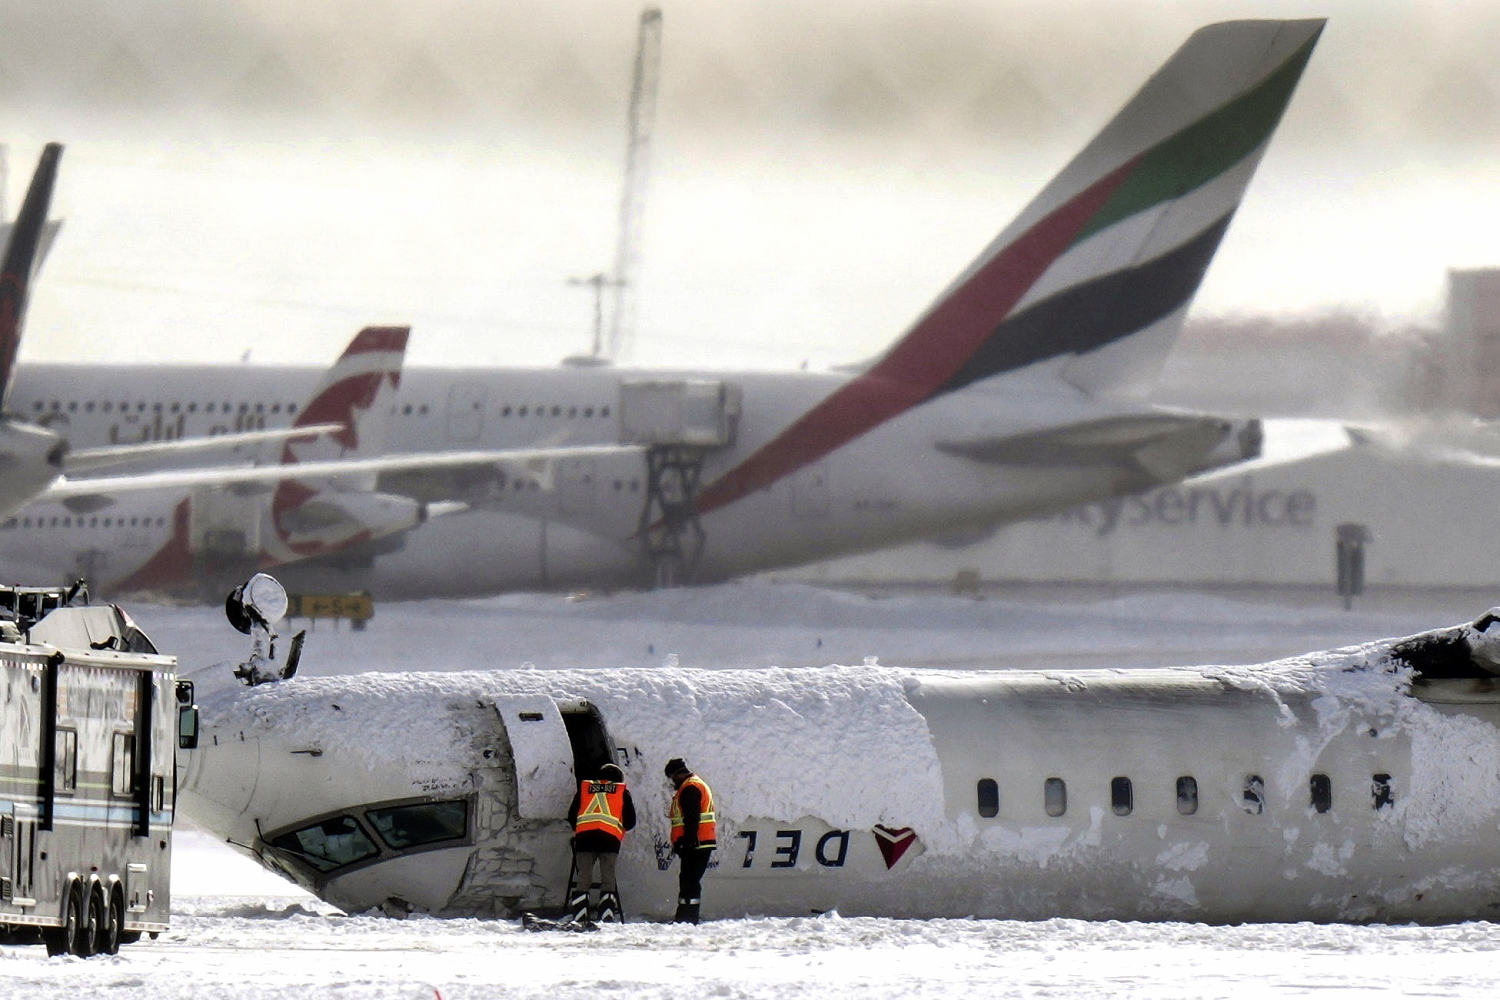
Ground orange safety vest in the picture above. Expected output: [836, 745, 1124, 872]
[574, 780, 628, 842]
[669, 775, 717, 847]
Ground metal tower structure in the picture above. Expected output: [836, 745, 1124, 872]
[568, 7, 661, 363]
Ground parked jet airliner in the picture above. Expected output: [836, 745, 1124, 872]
[178, 585, 1500, 924]
[6, 20, 1323, 597]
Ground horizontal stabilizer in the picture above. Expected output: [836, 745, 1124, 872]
[936, 412, 1262, 482]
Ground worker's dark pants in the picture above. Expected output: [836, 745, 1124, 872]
[675, 848, 712, 922]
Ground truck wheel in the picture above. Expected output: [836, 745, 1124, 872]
[42, 883, 78, 957]
[63, 881, 88, 957]
[101, 887, 124, 955]
[74, 883, 102, 957]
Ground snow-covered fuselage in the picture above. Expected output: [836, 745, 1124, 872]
[178, 613, 1500, 923]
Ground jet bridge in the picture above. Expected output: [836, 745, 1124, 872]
[618, 380, 741, 586]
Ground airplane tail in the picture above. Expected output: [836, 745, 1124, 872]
[0, 143, 61, 411]
[694, 20, 1322, 516]
[270, 327, 411, 557]
[887, 19, 1321, 400]
[281, 325, 410, 461]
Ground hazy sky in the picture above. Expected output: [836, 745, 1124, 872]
[1, 0, 1497, 368]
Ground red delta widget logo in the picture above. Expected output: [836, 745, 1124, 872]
[1047, 477, 1318, 538]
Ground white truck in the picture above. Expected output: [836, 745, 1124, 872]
[0, 584, 198, 956]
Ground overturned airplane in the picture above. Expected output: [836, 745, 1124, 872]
[179, 591, 1500, 924]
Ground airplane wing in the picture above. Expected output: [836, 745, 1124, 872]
[62, 423, 347, 474]
[39, 443, 647, 507]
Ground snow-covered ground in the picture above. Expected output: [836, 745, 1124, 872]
[9, 580, 1500, 997]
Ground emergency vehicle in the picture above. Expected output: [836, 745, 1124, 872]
[0, 584, 197, 956]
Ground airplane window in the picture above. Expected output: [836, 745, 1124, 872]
[1110, 777, 1133, 816]
[366, 800, 469, 850]
[2, 519, 14, 529]
[85, 402, 95, 412]
[170, 402, 180, 413]
[1044, 777, 1066, 817]
[518, 406, 528, 417]
[976, 779, 999, 818]
[255, 403, 264, 414]
[21, 519, 29, 528]
[584, 407, 594, 418]
[137, 402, 146, 412]
[1242, 775, 1265, 815]
[613, 480, 623, 491]
[63, 518, 71, 528]
[188, 402, 198, 413]
[1372, 773, 1393, 810]
[568, 406, 577, 418]
[269, 816, 379, 873]
[68, 402, 77, 412]
[32, 401, 41, 411]
[551, 406, 561, 417]
[289, 404, 298, 414]
[49, 401, 59, 411]
[103, 402, 112, 413]
[271, 403, 280, 414]
[1176, 776, 1198, 815]
[152, 403, 162, 413]
[601, 406, 610, 417]
[501, 406, 512, 417]
[419, 405, 429, 415]
[1310, 773, 1332, 814]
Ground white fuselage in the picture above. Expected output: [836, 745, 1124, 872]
[3, 362, 1190, 598]
[176, 619, 1500, 924]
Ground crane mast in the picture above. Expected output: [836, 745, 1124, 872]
[570, 7, 661, 364]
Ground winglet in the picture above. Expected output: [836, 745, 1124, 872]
[0, 143, 62, 411]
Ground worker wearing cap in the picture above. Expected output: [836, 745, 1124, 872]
[664, 757, 716, 924]
[567, 762, 636, 923]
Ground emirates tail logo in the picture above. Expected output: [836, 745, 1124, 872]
[872, 825, 921, 870]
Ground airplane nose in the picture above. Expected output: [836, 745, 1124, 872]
[175, 710, 272, 847]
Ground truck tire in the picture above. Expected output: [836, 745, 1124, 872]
[74, 883, 101, 957]
[43, 882, 79, 957]
[101, 887, 123, 955]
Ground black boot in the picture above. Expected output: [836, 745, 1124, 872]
[566, 892, 590, 924]
[597, 891, 622, 924]
[673, 900, 700, 924]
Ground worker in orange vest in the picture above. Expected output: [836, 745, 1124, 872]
[566, 762, 636, 923]
[665, 757, 716, 924]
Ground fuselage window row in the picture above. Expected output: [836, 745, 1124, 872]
[975, 771, 1395, 820]
[5, 516, 168, 530]
[32, 400, 298, 416]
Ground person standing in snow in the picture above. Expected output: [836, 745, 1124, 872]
[664, 757, 716, 924]
[567, 762, 636, 923]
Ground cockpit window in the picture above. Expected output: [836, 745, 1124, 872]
[269, 816, 378, 872]
[366, 800, 469, 850]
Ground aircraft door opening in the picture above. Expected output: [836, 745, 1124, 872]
[492, 697, 575, 820]
[446, 384, 486, 444]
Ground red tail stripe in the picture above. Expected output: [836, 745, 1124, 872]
[694, 155, 1141, 516]
[342, 326, 410, 357]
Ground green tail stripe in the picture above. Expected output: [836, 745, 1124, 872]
[1074, 31, 1318, 246]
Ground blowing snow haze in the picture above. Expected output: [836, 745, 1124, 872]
[0, 0, 1496, 368]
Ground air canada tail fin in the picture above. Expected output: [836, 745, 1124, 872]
[281, 325, 410, 463]
[693, 21, 1322, 517]
[0, 143, 61, 412]
[271, 326, 411, 558]
[883, 19, 1323, 401]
